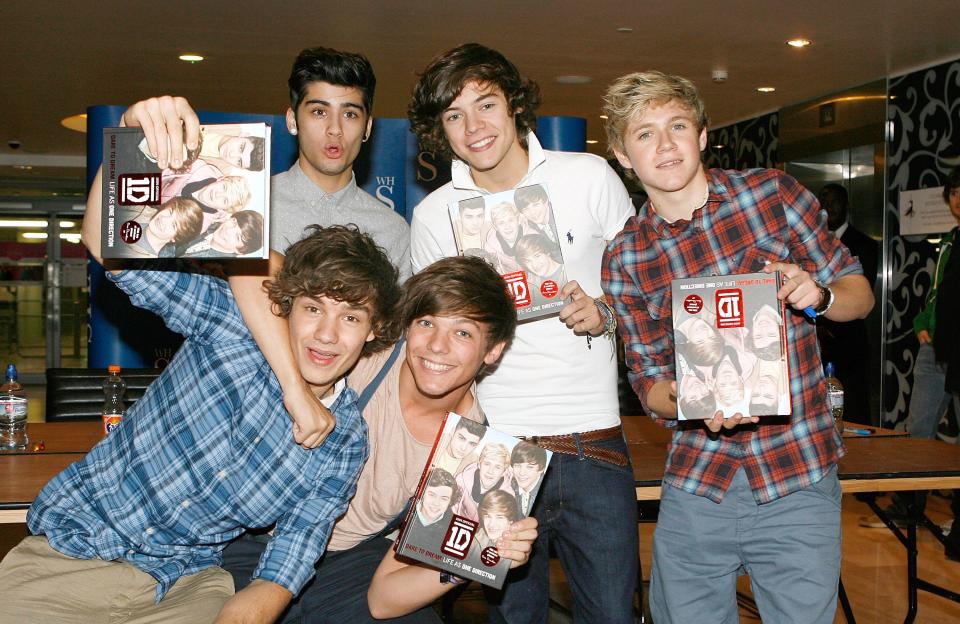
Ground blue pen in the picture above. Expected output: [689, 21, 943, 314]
[846, 427, 873, 436]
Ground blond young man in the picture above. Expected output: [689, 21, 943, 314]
[601, 71, 873, 624]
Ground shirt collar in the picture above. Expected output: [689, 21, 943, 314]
[833, 222, 849, 239]
[638, 169, 728, 238]
[450, 132, 546, 193]
[321, 378, 347, 408]
[288, 160, 358, 206]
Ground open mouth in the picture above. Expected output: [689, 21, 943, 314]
[325, 145, 343, 158]
[307, 347, 338, 366]
[420, 357, 454, 373]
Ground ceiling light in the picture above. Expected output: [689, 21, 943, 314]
[712, 144, 725, 149]
[757, 87, 776, 93]
[179, 54, 204, 63]
[61, 114, 87, 133]
[555, 75, 592, 84]
[586, 140, 599, 144]
[786, 38, 811, 48]
[599, 115, 608, 119]
[617, 27, 634, 33]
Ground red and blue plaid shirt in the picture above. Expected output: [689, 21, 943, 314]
[603, 168, 861, 503]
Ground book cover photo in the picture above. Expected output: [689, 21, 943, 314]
[671, 271, 791, 420]
[394, 412, 552, 589]
[447, 183, 566, 322]
[101, 123, 271, 260]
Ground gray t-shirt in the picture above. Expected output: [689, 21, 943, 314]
[270, 161, 411, 280]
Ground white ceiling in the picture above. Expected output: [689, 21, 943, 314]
[3, 0, 959, 187]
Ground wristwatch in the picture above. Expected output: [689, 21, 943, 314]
[814, 282, 835, 316]
[593, 297, 617, 338]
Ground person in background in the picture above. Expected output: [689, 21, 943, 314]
[862, 167, 960, 541]
[816, 182, 879, 426]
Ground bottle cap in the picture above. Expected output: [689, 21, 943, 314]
[108, 365, 121, 374]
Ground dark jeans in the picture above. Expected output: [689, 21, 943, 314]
[222, 533, 440, 624]
[486, 434, 639, 623]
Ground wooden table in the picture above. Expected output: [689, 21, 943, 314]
[0, 421, 103, 523]
[621, 415, 960, 624]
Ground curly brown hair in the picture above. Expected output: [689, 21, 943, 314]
[264, 224, 402, 355]
[408, 43, 541, 159]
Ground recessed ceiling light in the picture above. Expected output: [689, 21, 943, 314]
[712, 144, 725, 149]
[555, 75, 592, 85]
[617, 27, 634, 33]
[599, 115, 609, 119]
[61, 113, 87, 133]
[757, 87, 776, 93]
[586, 140, 599, 144]
[786, 38, 811, 48]
[179, 54, 204, 63]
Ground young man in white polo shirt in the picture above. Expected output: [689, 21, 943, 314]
[407, 42, 638, 623]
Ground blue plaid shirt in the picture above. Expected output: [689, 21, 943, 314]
[28, 270, 368, 601]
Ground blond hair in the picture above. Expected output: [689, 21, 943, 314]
[602, 71, 708, 157]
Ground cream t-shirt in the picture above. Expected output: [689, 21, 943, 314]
[327, 343, 484, 551]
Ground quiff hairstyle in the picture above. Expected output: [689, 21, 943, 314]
[408, 43, 541, 158]
[455, 417, 486, 439]
[264, 224, 402, 355]
[400, 255, 516, 351]
[602, 70, 709, 157]
[425, 468, 462, 508]
[288, 46, 376, 115]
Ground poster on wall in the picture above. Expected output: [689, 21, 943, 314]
[898, 186, 952, 236]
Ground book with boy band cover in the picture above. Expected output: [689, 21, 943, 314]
[671, 271, 792, 420]
[447, 183, 567, 322]
[100, 123, 271, 259]
[394, 412, 552, 589]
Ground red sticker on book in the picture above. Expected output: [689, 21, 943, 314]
[480, 546, 501, 567]
[119, 220, 143, 244]
[540, 280, 558, 298]
[683, 294, 703, 314]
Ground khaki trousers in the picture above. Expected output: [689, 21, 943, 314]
[0, 536, 234, 623]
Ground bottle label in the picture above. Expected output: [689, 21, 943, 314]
[103, 414, 122, 435]
[827, 389, 844, 409]
[0, 397, 27, 419]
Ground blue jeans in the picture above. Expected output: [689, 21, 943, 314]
[221, 533, 440, 624]
[486, 434, 638, 624]
[650, 467, 841, 624]
[905, 343, 960, 440]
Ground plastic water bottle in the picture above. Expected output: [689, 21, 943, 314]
[0, 363, 28, 450]
[102, 365, 126, 435]
[824, 362, 844, 435]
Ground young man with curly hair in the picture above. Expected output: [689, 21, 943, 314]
[408, 42, 638, 623]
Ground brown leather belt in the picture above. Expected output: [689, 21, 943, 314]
[520, 425, 628, 467]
